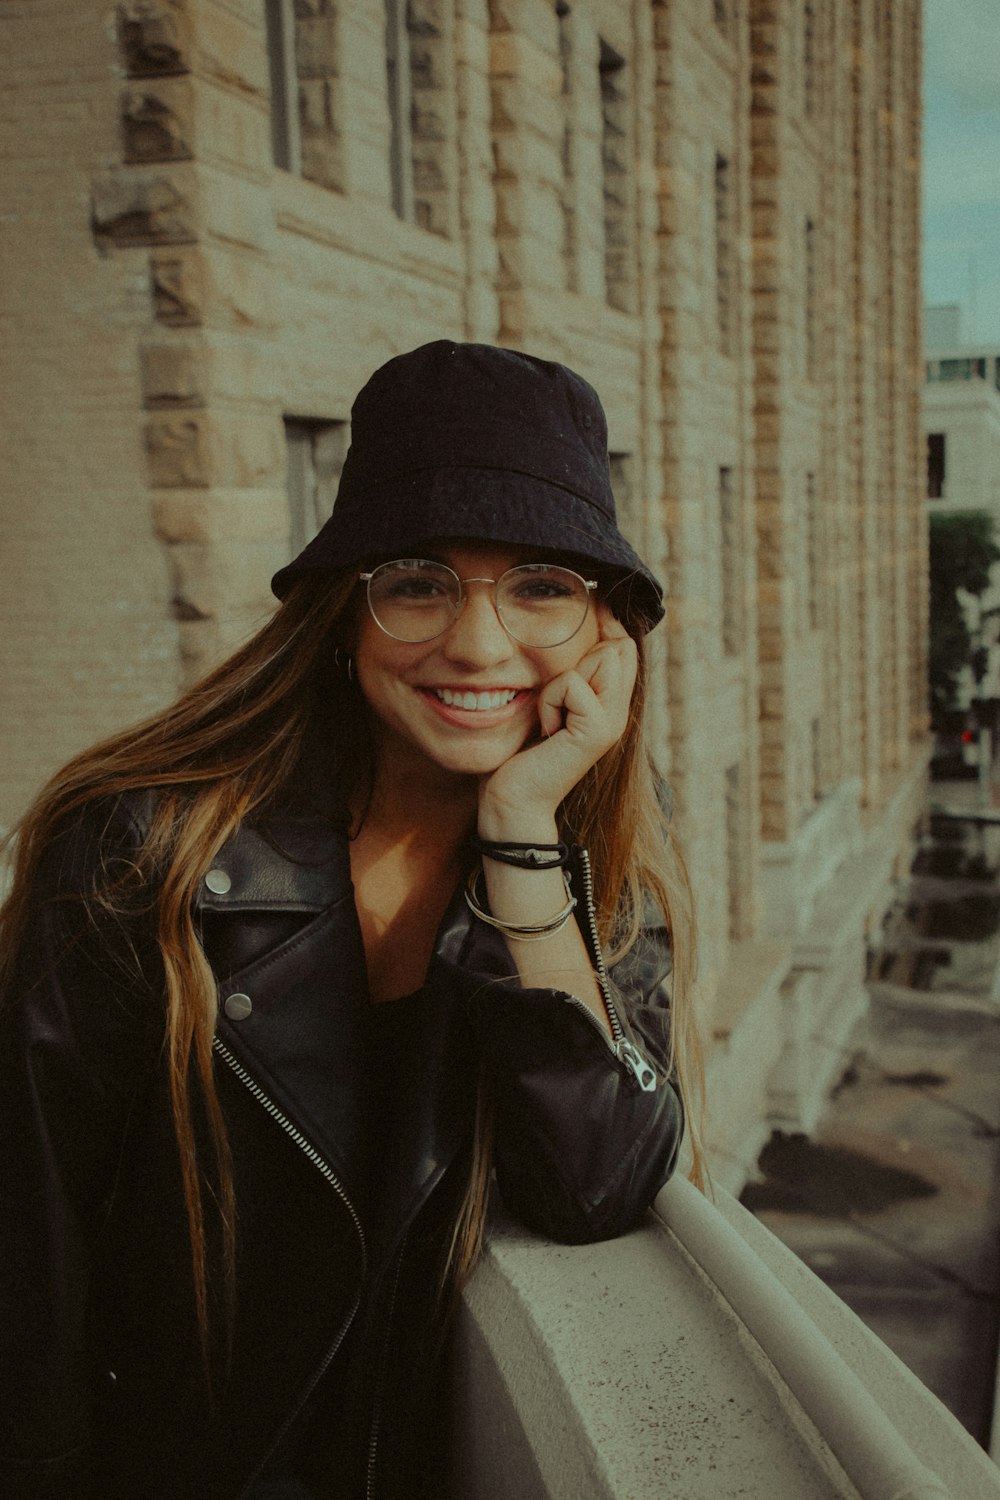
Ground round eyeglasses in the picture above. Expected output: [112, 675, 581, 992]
[359, 559, 598, 648]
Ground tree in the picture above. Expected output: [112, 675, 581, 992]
[928, 510, 1000, 725]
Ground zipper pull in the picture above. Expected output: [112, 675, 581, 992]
[616, 1039, 658, 1092]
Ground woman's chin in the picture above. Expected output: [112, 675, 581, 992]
[431, 744, 521, 779]
[371, 697, 538, 783]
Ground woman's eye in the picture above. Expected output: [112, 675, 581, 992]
[511, 579, 572, 602]
[387, 577, 447, 601]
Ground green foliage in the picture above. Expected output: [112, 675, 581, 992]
[929, 511, 1000, 724]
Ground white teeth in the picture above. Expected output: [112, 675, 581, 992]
[435, 688, 518, 710]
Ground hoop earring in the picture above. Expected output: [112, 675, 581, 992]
[333, 647, 355, 684]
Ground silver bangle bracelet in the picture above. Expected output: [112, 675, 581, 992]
[464, 868, 577, 941]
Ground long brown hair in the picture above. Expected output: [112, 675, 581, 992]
[0, 568, 702, 1344]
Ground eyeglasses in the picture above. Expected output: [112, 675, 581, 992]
[359, 559, 598, 648]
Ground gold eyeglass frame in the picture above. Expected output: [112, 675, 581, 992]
[358, 559, 598, 647]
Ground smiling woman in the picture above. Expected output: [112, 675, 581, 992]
[0, 341, 700, 1500]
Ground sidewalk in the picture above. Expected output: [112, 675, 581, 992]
[742, 786, 1000, 1449]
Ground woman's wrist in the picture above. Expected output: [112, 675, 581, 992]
[477, 793, 559, 846]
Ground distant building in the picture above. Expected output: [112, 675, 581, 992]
[925, 348, 1000, 515]
[0, 0, 925, 1189]
[924, 306, 1000, 706]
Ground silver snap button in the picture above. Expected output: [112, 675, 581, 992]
[224, 992, 252, 1021]
[205, 868, 232, 895]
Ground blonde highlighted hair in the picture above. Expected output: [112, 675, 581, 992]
[0, 568, 702, 1346]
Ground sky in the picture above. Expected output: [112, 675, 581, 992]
[922, 0, 1000, 346]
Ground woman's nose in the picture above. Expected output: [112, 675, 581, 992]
[439, 583, 515, 665]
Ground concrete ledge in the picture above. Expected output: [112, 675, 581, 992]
[452, 1177, 1000, 1499]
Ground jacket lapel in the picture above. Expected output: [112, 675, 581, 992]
[199, 819, 486, 1246]
[199, 820, 373, 1210]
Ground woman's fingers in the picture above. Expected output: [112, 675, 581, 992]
[537, 689, 564, 739]
[537, 637, 635, 750]
[571, 632, 637, 707]
[536, 607, 635, 738]
[537, 669, 598, 737]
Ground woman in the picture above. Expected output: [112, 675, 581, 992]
[0, 342, 700, 1500]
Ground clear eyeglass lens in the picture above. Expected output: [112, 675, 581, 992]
[496, 565, 590, 646]
[367, 560, 461, 643]
[367, 561, 590, 646]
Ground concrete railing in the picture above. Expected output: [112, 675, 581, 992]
[452, 1176, 1000, 1499]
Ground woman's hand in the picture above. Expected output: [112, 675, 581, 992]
[477, 610, 638, 839]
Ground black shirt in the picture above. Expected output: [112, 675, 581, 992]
[248, 986, 466, 1499]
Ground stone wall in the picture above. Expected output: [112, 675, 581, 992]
[0, 0, 182, 822]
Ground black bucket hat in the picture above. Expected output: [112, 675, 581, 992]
[271, 340, 664, 632]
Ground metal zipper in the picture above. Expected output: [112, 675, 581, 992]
[364, 1227, 409, 1500]
[575, 847, 658, 1093]
[213, 1036, 368, 1495]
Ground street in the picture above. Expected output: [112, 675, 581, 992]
[743, 783, 1000, 1448]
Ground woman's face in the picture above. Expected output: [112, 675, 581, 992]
[352, 541, 605, 780]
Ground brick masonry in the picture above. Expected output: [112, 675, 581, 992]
[0, 0, 928, 1181]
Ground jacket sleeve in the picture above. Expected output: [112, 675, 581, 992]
[436, 886, 684, 1246]
[0, 798, 164, 1499]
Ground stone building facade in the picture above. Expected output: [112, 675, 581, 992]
[0, 0, 927, 1187]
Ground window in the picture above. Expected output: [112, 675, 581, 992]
[805, 471, 819, 626]
[715, 154, 734, 354]
[599, 39, 634, 312]
[935, 357, 985, 382]
[264, 0, 300, 173]
[557, 1, 576, 286]
[609, 452, 636, 543]
[265, 0, 342, 191]
[803, 0, 817, 118]
[714, 0, 734, 40]
[725, 764, 747, 940]
[719, 466, 742, 655]
[385, 0, 415, 220]
[385, 0, 455, 232]
[927, 432, 945, 500]
[284, 418, 348, 558]
[804, 217, 817, 380]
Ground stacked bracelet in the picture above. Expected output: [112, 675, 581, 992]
[464, 868, 577, 941]
[469, 836, 569, 871]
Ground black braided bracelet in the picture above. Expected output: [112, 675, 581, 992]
[469, 836, 570, 870]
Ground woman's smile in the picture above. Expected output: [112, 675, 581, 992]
[428, 686, 520, 711]
[418, 684, 531, 725]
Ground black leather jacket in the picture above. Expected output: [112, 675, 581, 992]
[0, 793, 683, 1500]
